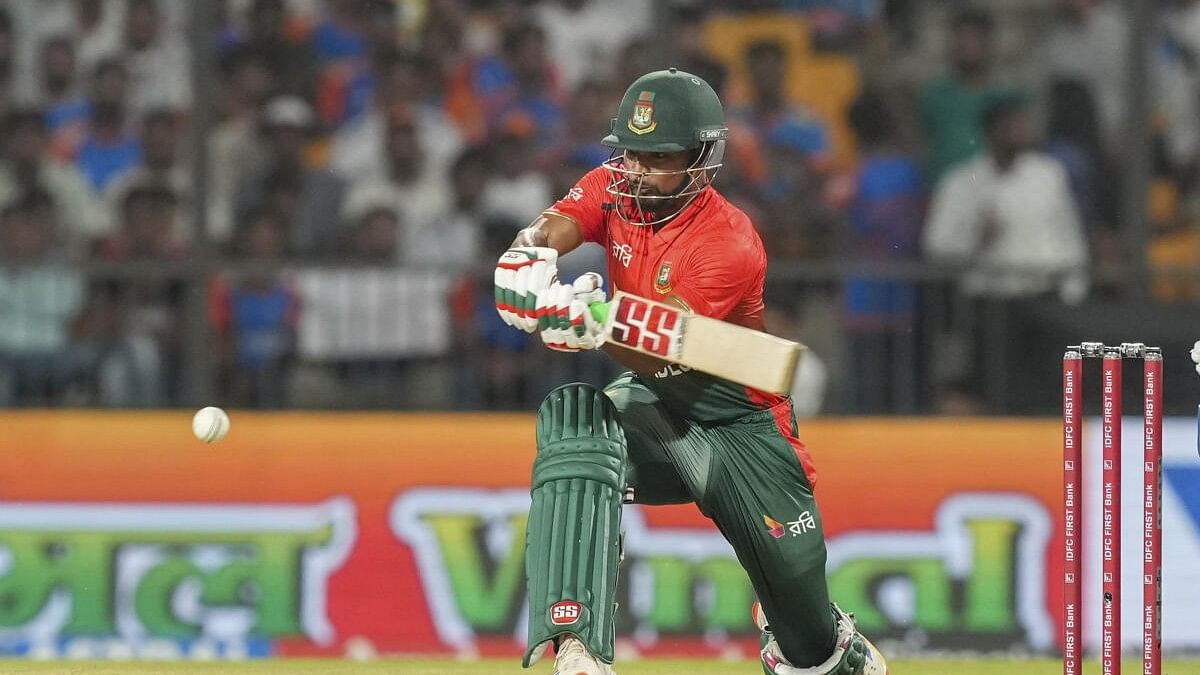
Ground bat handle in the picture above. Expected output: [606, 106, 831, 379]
[589, 301, 610, 325]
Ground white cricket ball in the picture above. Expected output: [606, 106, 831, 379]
[192, 406, 230, 443]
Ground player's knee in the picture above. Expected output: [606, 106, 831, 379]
[534, 383, 627, 490]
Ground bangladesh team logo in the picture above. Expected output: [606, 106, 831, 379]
[654, 261, 672, 294]
[628, 90, 657, 134]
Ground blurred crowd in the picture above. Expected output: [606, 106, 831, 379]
[0, 0, 1198, 413]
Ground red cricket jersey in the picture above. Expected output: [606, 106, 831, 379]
[548, 166, 787, 423]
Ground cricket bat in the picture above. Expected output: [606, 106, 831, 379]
[590, 291, 805, 395]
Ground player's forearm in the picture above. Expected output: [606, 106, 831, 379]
[512, 212, 585, 255]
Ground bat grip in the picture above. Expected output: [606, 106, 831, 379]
[589, 301, 610, 325]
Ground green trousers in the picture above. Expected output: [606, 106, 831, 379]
[604, 372, 836, 667]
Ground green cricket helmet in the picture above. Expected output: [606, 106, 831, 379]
[601, 68, 728, 225]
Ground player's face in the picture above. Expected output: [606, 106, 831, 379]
[621, 150, 694, 197]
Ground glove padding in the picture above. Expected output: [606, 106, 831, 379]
[537, 272, 607, 352]
[495, 246, 559, 333]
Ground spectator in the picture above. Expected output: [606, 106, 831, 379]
[840, 90, 925, 413]
[615, 35, 659, 95]
[1153, 0, 1200, 203]
[921, 93, 1094, 410]
[65, 0, 124, 79]
[338, 204, 400, 264]
[734, 39, 833, 174]
[39, 35, 90, 163]
[112, 108, 185, 194]
[0, 191, 87, 406]
[76, 95, 141, 195]
[97, 182, 185, 260]
[481, 129, 553, 225]
[535, 0, 648, 90]
[235, 96, 344, 256]
[38, 34, 80, 106]
[329, 49, 463, 184]
[310, 0, 367, 64]
[1043, 0, 1128, 149]
[0, 9, 17, 111]
[314, 0, 397, 128]
[923, 93, 1088, 412]
[106, 108, 190, 239]
[1044, 78, 1116, 239]
[731, 40, 834, 258]
[360, 0, 400, 61]
[671, 5, 710, 66]
[544, 79, 617, 193]
[924, 93, 1088, 301]
[467, 21, 566, 149]
[918, 7, 1017, 184]
[420, 0, 481, 142]
[210, 208, 300, 408]
[90, 55, 129, 107]
[91, 183, 186, 406]
[209, 49, 276, 242]
[692, 59, 766, 199]
[121, 0, 191, 116]
[225, 0, 317, 101]
[0, 109, 105, 252]
[340, 105, 450, 264]
[307, 0, 368, 129]
[5, 0, 123, 103]
[422, 147, 490, 267]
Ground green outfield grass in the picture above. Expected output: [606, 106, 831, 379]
[1, 660, 1199, 674]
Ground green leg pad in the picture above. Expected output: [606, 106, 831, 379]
[523, 383, 627, 666]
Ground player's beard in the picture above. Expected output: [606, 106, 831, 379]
[632, 180, 689, 224]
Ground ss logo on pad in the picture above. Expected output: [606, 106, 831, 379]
[550, 600, 582, 625]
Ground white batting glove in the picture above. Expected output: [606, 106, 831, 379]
[495, 246, 559, 333]
[1191, 339, 1200, 376]
[537, 273, 607, 352]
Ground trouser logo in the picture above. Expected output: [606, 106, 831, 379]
[550, 601, 581, 625]
[763, 515, 785, 539]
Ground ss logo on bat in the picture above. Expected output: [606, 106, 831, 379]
[610, 297, 680, 357]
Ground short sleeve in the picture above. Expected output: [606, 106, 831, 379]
[547, 166, 611, 244]
[672, 237, 765, 322]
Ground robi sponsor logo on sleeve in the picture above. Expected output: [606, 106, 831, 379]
[549, 600, 582, 626]
[565, 186, 584, 202]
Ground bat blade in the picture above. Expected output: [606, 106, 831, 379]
[593, 291, 804, 395]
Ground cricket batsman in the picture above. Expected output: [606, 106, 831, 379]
[494, 68, 888, 675]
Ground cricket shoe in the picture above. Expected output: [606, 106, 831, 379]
[553, 635, 616, 675]
[753, 602, 888, 675]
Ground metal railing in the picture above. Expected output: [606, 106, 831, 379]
[2, 257, 1196, 414]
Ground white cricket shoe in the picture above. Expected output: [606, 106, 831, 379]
[753, 601, 889, 675]
[553, 636, 616, 675]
